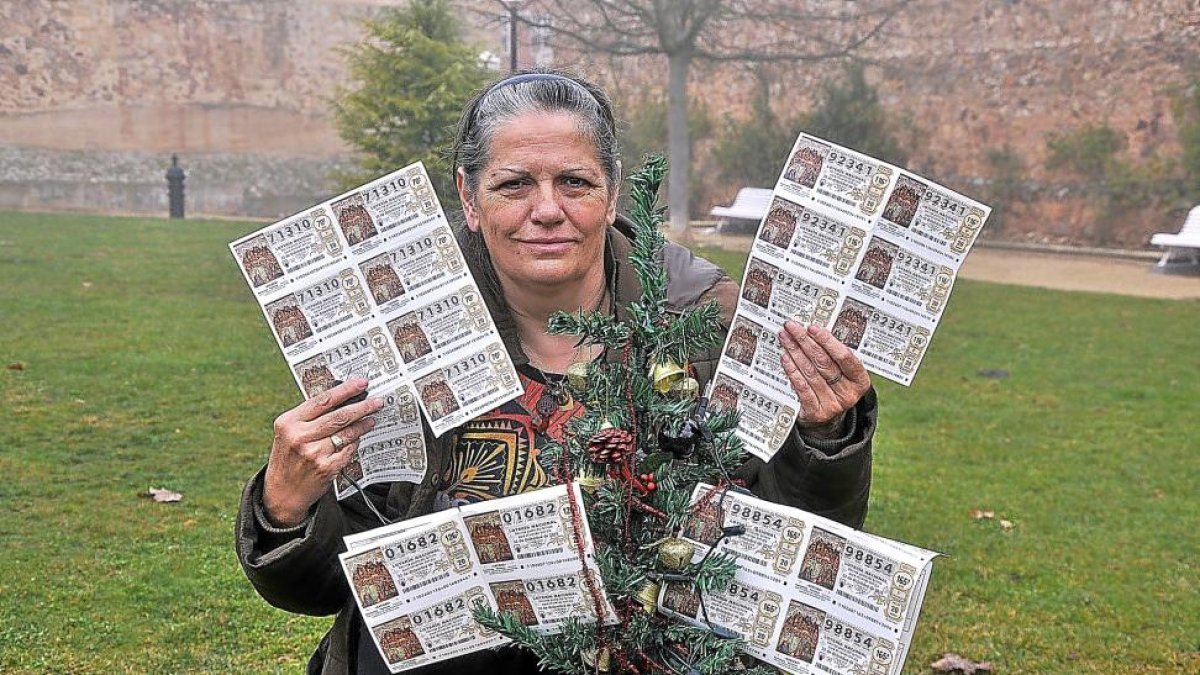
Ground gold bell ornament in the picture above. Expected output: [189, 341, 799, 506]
[576, 465, 606, 496]
[582, 647, 612, 673]
[565, 360, 590, 391]
[668, 376, 700, 401]
[649, 359, 686, 394]
[636, 580, 661, 614]
[656, 537, 695, 572]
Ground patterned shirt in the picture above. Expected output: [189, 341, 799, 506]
[435, 365, 584, 507]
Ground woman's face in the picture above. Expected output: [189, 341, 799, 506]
[458, 110, 616, 291]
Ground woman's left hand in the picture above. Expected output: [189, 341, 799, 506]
[779, 321, 872, 429]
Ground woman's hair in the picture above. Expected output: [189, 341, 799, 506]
[451, 69, 621, 198]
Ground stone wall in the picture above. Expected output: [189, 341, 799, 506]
[0, 0, 378, 218]
[2, 0, 1198, 244]
[549, 0, 1200, 246]
[0, 146, 353, 219]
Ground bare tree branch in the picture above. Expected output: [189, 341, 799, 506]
[473, 0, 913, 234]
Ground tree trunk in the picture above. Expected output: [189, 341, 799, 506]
[666, 51, 692, 240]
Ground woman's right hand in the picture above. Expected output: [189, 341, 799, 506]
[262, 378, 384, 527]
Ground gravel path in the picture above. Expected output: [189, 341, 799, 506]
[959, 247, 1200, 300]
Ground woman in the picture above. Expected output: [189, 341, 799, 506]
[236, 71, 876, 675]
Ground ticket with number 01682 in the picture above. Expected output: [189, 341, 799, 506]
[339, 484, 615, 673]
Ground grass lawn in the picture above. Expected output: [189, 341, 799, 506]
[1, 212, 1196, 673]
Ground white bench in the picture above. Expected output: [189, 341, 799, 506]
[711, 187, 773, 220]
[710, 187, 773, 234]
[1150, 205, 1200, 271]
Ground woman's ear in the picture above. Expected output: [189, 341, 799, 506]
[456, 167, 480, 232]
[606, 162, 622, 225]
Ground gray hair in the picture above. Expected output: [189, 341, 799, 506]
[451, 70, 621, 198]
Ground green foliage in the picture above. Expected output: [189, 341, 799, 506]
[801, 62, 909, 166]
[1044, 123, 1180, 245]
[474, 609, 601, 671]
[331, 0, 490, 200]
[1045, 123, 1127, 181]
[1171, 78, 1200, 201]
[981, 145, 1026, 236]
[1, 211, 1198, 673]
[711, 69, 802, 189]
[617, 97, 714, 212]
[710, 63, 910, 192]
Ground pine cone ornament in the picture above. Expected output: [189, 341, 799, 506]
[588, 427, 633, 464]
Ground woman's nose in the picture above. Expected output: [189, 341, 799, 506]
[529, 182, 565, 226]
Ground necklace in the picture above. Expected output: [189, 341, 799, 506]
[517, 287, 612, 432]
[517, 354, 574, 434]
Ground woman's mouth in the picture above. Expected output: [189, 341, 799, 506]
[519, 238, 576, 254]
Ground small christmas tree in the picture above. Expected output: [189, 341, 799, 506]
[476, 156, 774, 674]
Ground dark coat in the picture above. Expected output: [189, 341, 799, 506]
[235, 218, 877, 674]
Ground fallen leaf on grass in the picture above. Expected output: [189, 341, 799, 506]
[6, 362, 24, 371]
[969, 508, 995, 520]
[82, 281, 93, 289]
[139, 487, 183, 503]
[999, 519, 1016, 531]
[931, 653, 994, 674]
[1151, 488, 1164, 500]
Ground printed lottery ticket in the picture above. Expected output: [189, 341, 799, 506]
[716, 133, 990, 459]
[341, 517, 480, 621]
[367, 585, 508, 673]
[487, 560, 619, 633]
[340, 483, 611, 672]
[333, 382, 427, 499]
[229, 162, 524, 498]
[663, 484, 937, 675]
[459, 483, 595, 574]
[341, 515, 499, 673]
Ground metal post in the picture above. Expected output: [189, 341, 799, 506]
[166, 154, 185, 219]
[504, 1, 520, 72]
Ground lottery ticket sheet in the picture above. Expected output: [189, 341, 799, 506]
[714, 133, 990, 459]
[228, 163, 523, 497]
[339, 483, 618, 672]
[658, 484, 937, 675]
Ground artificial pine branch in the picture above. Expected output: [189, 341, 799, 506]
[474, 607, 599, 673]
[689, 551, 738, 594]
[657, 302, 727, 365]
[547, 309, 630, 348]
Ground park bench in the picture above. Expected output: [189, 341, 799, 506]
[710, 187, 773, 233]
[1150, 205, 1200, 272]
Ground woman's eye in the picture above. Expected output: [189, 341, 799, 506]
[563, 176, 591, 188]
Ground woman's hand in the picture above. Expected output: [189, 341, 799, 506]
[779, 321, 871, 433]
[262, 378, 384, 527]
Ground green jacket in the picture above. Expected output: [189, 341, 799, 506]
[235, 218, 877, 674]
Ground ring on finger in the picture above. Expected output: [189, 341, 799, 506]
[330, 433, 347, 451]
[825, 373, 843, 386]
